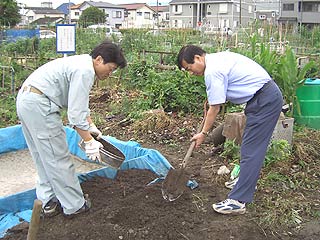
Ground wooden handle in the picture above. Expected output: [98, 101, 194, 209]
[181, 118, 205, 168]
[27, 199, 43, 240]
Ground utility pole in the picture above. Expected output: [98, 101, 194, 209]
[68, 0, 71, 24]
[239, 0, 242, 26]
[156, 0, 159, 27]
[300, 0, 303, 29]
[197, 0, 200, 29]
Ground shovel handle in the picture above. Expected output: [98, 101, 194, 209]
[181, 141, 197, 168]
[181, 102, 207, 168]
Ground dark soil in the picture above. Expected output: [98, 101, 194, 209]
[2, 88, 320, 240]
[2, 169, 271, 240]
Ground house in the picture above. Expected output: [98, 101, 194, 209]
[119, 3, 156, 29]
[57, 2, 75, 23]
[57, 2, 75, 15]
[24, 7, 65, 26]
[31, 16, 64, 27]
[150, 5, 170, 28]
[254, 0, 280, 25]
[79, 1, 125, 28]
[279, 0, 320, 27]
[70, 3, 82, 24]
[169, 0, 255, 30]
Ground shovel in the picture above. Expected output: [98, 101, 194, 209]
[161, 119, 205, 202]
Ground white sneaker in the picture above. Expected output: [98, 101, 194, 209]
[212, 199, 246, 215]
[225, 177, 239, 189]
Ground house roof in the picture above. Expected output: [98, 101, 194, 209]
[169, 0, 222, 3]
[149, 5, 169, 12]
[57, 2, 75, 15]
[82, 1, 125, 9]
[25, 7, 64, 15]
[119, 3, 154, 12]
[31, 16, 64, 25]
[70, 3, 81, 10]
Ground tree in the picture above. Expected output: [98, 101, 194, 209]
[0, 0, 21, 28]
[78, 7, 106, 28]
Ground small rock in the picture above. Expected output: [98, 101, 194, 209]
[217, 165, 230, 175]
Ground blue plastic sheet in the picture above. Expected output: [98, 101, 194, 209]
[0, 125, 198, 237]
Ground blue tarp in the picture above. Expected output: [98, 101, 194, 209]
[2, 29, 40, 43]
[0, 125, 176, 238]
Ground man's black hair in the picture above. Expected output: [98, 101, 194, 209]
[177, 45, 206, 70]
[90, 40, 127, 68]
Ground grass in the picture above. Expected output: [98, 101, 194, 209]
[253, 126, 320, 231]
[0, 92, 18, 128]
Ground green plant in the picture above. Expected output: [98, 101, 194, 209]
[219, 139, 240, 163]
[275, 47, 316, 116]
[264, 139, 291, 167]
[0, 94, 18, 128]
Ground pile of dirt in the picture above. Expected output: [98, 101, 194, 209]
[3, 169, 270, 240]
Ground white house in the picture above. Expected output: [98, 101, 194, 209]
[150, 5, 170, 28]
[79, 1, 125, 28]
[70, 3, 81, 23]
[24, 7, 65, 26]
[119, 3, 156, 29]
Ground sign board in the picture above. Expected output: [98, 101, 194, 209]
[56, 24, 76, 54]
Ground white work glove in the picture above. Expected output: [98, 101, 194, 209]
[88, 123, 102, 139]
[83, 138, 103, 163]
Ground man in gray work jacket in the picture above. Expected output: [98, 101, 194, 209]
[16, 40, 127, 218]
[177, 45, 283, 215]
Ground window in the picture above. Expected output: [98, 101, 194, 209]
[165, 13, 169, 20]
[75, 12, 79, 16]
[144, 12, 150, 19]
[112, 11, 122, 18]
[219, 4, 228, 13]
[137, 11, 142, 16]
[283, 3, 294, 11]
[248, 5, 252, 13]
[259, 15, 266, 20]
[173, 5, 182, 13]
[302, 3, 320, 12]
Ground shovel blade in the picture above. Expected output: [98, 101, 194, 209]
[161, 168, 189, 202]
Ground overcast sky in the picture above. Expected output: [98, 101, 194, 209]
[16, 0, 170, 8]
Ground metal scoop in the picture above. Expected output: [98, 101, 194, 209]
[79, 135, 125, 169]
[162, 100, 208, 202]
[161, 140, 196, 201]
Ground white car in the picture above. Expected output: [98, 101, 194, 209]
[87, 25, 122, 39]
[39, 30, 56, 39]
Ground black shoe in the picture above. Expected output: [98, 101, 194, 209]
[42, 197, 62, 218]
[64, 194, 91, 219]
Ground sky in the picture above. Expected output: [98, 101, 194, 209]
[16, 0, 170, 8]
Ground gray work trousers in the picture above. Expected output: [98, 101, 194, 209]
[228, 81, 283, 203]
[16, 89, 85, 214]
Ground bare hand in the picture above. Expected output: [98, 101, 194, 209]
[191, 133, 206, 148]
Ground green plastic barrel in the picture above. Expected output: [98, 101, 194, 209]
[294, 78, 320, 129]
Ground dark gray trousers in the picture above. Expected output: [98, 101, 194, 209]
[228, 81, 283, 203]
